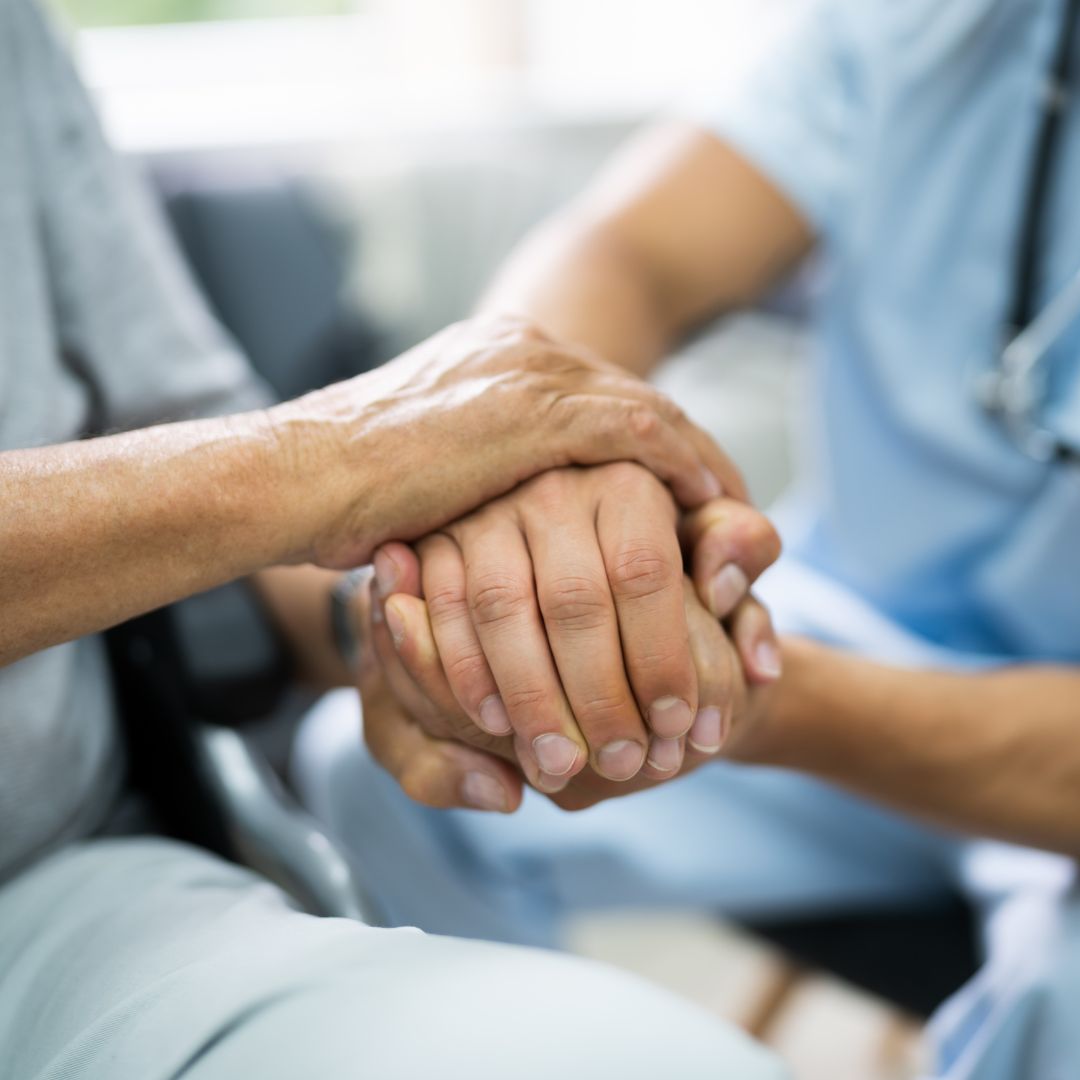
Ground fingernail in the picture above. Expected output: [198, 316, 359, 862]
[754, 640, 783, 680]
[710, 564, 749, 618]
[701, 467, 723, 499]
[384, 601, 406, 647]
[478, 695, 512, 736]
[646, 736, 683, 774]
[532, 734, 580, 777]
[688, 707, 724, 754]
[597, 739, 645, 781]
[648, 696, 693, 738]
[373, 549, 397, 599]
[536, 772, 570, 794]
[462, 771, 509, 812]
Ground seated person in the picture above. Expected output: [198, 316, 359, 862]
[296, 2, 1080, 1079]
[0, 0, 787, 1076]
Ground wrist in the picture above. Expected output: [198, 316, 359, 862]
[262, 387, 373, 567]
[728, 635, 826, 766]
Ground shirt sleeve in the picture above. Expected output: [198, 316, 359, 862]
[14, 0, 273, 432]
[691, 0, 869, 245]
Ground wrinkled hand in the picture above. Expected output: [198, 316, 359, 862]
[267, 315, 747, 569]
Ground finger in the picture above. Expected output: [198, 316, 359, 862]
[550, 389, 722, 509]
[594, 468, 697, 740]
[729, 593, 783, 685]
[522, 480, 648, 782]
[682, 578, 737, 758]
[557, 350, 749, 506]
[360, 664, 523, 813]
[459, 515, 588, 790]
[681, 499, 782, 618]
[417, 533, 510, 738]
[373, 541, 422, 600]
[371, 590, 460, 741]
[383, 592, 516, 761]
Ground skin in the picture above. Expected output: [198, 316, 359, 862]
[360, 550, 776, 814]
[365, 591, 1080, 859]
[0, 314, 742, 669]
[368, 123, 1080, 856]
[377, 465, 780, 789]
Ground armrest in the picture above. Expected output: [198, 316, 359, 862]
[106, 593, 378, 921]
[194, 725, 380, 921]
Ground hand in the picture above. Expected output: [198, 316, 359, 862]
[265, 315, 747, 569]
[358, 568, 779, 813]
[371, 463, 780, 790]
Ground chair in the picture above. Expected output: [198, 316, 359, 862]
[105, 584, 377, 922]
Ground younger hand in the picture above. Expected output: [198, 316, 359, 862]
[374, 465, 779, 792]
[358, 570, 779, 813]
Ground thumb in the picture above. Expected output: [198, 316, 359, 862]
[373, 541, 422, 599]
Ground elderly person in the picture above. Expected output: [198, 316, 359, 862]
[0, 0, 790, 1077]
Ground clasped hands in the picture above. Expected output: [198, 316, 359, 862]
[355, 462, 782, 814]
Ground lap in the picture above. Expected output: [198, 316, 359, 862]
[0, 837, 786, 1080]
[296, 690, 962, 947]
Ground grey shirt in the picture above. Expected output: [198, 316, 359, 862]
[0, 0, 270, 883]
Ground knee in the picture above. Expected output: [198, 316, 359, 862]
[361, 934, 790, 1080]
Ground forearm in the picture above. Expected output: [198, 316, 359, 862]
[2, 313, 743, 671]
[480, 124, 815, 378]
[744, 640, 1080, 856]
[479, 217, 676, 378]
[0, 411, 303, 667]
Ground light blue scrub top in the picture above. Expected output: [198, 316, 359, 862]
[709, 0, 1080, 661]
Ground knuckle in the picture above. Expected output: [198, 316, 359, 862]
[606, 462, 674, 512]
[469, 575, 533, 627]
[726, 511, 783, 565]
[602, 460, 652, 490]
[608, 542, 678, 601]
[400, 765, 439, 807]
[642, 387, 683, 423]
[522, 468, 571, 505]
[425, 583, 469, 623]
[577, 689, 638, 727]
[626, 403, 662, 443]
[626, 643, 688, 675]
[519, 320, 548, 343]
[540, 575, 613, 633]
[418, 710, 454, 740]
[444, 647, 492, 695]
[762, 522, 783, 564]
[502, 685, 548, 715]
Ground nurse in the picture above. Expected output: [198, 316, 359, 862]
[299, 1, 1080, 1077]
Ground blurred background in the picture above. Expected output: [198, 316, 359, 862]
[62, 2, 931, 1075]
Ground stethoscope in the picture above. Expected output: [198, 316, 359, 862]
[976, 0, 1080, 464]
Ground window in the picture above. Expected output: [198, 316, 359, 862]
[59, 0, 354, 29]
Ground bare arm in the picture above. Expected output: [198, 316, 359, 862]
[740, 640, 1080, 857]
[0, 413, 293, 667]
[480, 123, 815, 377]
[2, 317, 738, 670]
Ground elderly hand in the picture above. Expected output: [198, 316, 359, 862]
[266, 315, 746, 570]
